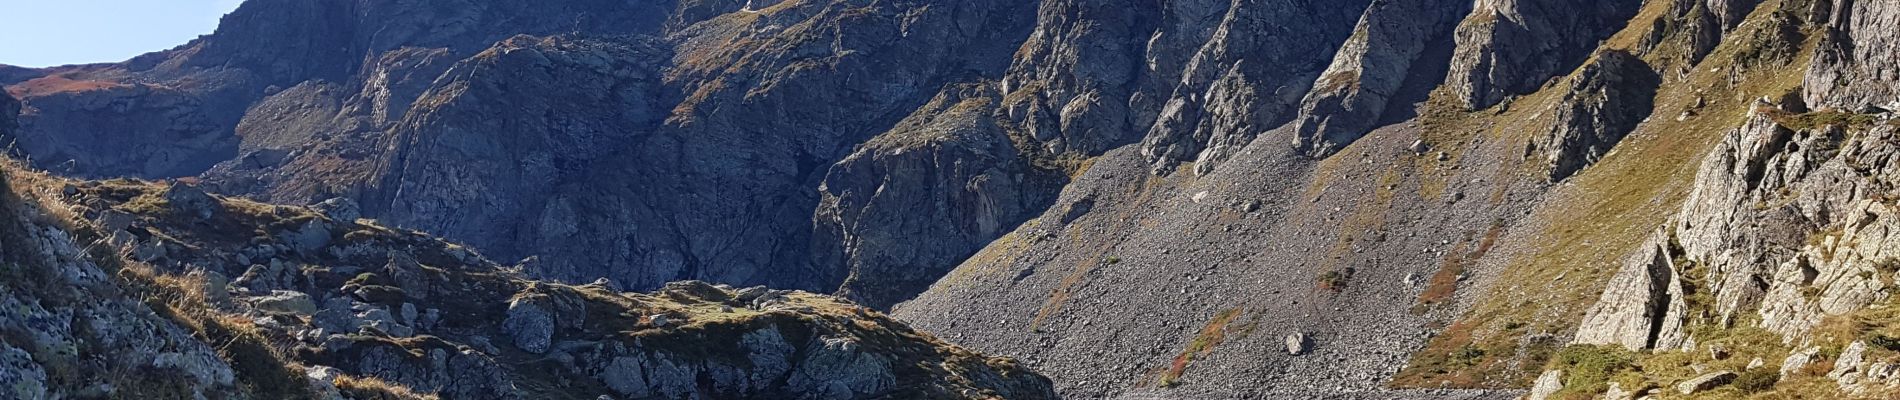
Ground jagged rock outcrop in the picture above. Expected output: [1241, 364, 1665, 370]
[1000, 0, 1168, 156]
[0, 165, 1056, 399]
[1140, 0, 1373, 174]
[4, 79, 233, 177]
[1651, 0, 1767, 63]
[1442, 0, 1644, 110]
[815, 84, 1059, 309]
[1291, 0, 1468, 156]
[6, 0, 1044, 309]
[1529, 50, 1659, 182]
[0, 174, 244, 399]
[1759, 199, 1900, 339]
[1804, 0, 1900, 112]
[1572, 230, 1690, 351]
[13, 0, 1900, 398]
[1666, 99, 1900, 340]
[367, 35, 666, 277]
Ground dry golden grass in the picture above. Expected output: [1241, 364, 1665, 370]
[334, 374, 440, 400]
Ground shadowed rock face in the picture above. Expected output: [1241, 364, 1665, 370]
[1291, 0, 1469, 156]
[0, 91, 15, 137]
[1530, 50, 1660, 182]
[1442, 0, 1644, 110]
[5, 0, 1043, 303]
[0, 166, 1056, 400]
[815, 84, 1062, 309]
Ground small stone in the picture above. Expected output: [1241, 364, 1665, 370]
[1284, 333, 1308, 355]
[400, 303, 419, 326]
[650, 315, 671, 328]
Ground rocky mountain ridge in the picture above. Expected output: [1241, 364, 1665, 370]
[0, 141, 1053, 399]
[6, 0, 1900, 399]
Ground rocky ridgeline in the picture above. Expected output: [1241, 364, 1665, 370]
[1540, 0, 1900, 397]
[2, 0, 1043, 311]
[7, 0, 1900, 399]
[0, 169, 1054, 399]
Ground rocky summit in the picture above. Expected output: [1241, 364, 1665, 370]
[5, 0, 1900, 399]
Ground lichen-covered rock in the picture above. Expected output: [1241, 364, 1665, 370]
[0, 344, 47, 400]
[163, 182, 221, 221]
[1527, 370, 1563, 400]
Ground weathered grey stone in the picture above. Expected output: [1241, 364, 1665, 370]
[0, 345, 48, 400]
[1527, 370, 1563, 400]
[1830, 341, 1868, 381]
[250, 290, 318, 315]
[1285, 332, 1309, 355]
[1804, 0, 1900, 111]
[1442, 0, 1644, 110]
[1675, 370, 1736, 394]
[163, 183, 221, 221]
[1573, 230, 1687, 350]
[503, 298, 556, 354]
[1292, 0, 1468, 156]
[1529, 50, 1659, 182]
[312, 197, 361, 223]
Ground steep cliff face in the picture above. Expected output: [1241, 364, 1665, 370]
[0, 160, 1055, 399]
[1138, 0, 1373, 174]
[1528, 50, 1660, 182]
[1442, 0, 1644, 110]
[815, 84, 1062, 309]
[1290, 0, 1468, 157]
[5, 0, 1042, 306]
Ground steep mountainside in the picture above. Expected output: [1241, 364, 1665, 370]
[898, 0, 1900, 398]
[3, 0, 1043, 310]
[0, 157, 1053, 399]
[9, 0, 1900, 399]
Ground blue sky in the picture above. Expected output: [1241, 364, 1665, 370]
[0, 0, 245, 68]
